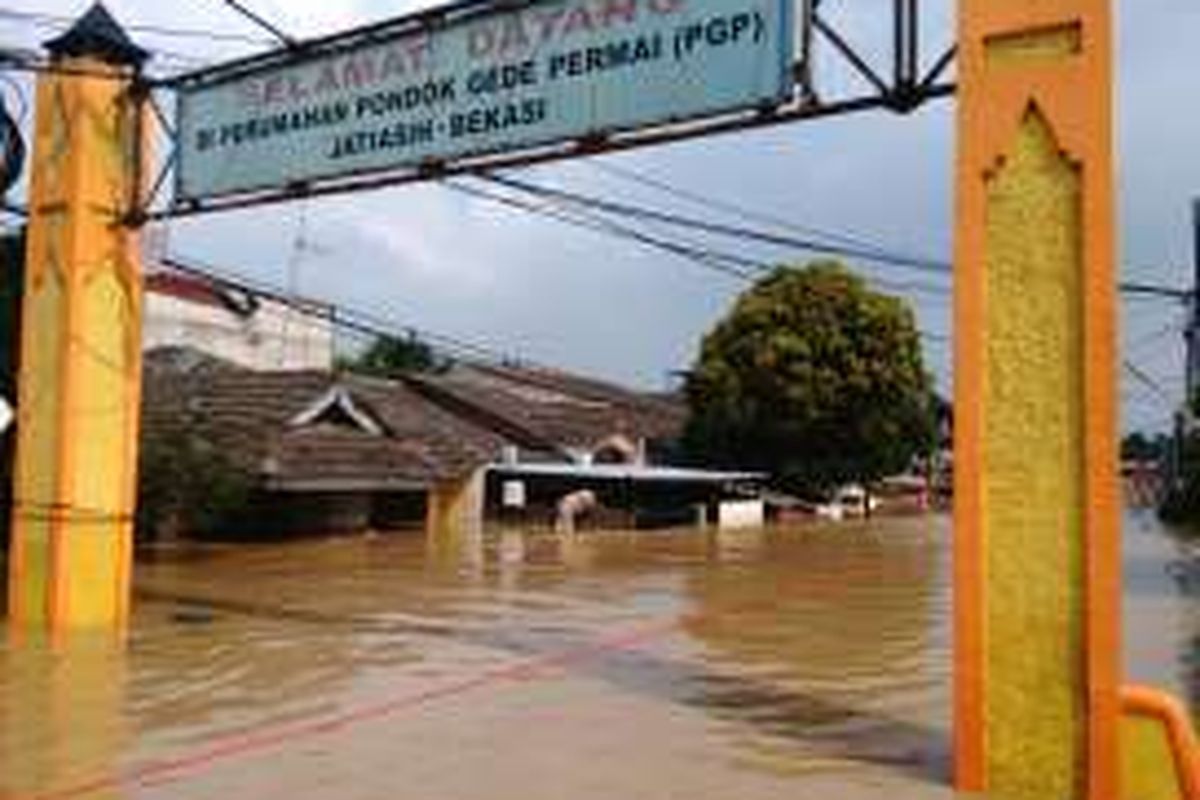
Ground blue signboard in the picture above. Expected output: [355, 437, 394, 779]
[176, 0, 795, 201]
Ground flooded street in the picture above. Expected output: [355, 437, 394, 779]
[1, 513, 1196, 799]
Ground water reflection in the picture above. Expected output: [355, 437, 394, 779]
[0, 633, 128, 798]
[682, 521, 949, 780]
[1123, 510, 1200, 720]
[0, 513, 1190, 799]
[1128, 511, 1200, 718]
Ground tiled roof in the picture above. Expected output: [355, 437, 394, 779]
[410, 362, 686, 450]
[141, 348, 508, 489]
[140, 349, 687, 492]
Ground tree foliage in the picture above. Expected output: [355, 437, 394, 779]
[136, 428, 253, 540]
[337, 333, 447, 378]
[684, 261, 936, 496]
[1121, 430, 1170, 462]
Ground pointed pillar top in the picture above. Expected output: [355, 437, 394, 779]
[44, 3, 148, 68]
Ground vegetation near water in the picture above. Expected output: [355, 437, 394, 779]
[683, 261, 937, 498]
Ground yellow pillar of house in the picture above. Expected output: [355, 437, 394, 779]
[953, 1, 1121, 798]
[425, 468, 486, 571]
[7, 6, 148, 636]
[0, 634, 128, 797]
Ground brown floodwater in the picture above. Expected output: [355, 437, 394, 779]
[0, 512, 1195, 799]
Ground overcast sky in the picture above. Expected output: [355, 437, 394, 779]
[1, 0, 1197, 433]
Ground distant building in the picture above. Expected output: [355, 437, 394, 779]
[143, 266, 334, 372]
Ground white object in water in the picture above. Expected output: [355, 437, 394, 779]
[718, 499, 765, 529]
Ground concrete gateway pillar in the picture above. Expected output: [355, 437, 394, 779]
[953, 0, 1119, 797]
[7, 5, 148, 636]
[949, 0, 1157, 796]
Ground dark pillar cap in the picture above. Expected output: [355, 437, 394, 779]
[44, 3, 149, 68]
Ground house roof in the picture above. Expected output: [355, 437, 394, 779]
[141, 348, 511, 491]
[141, 349, 689, 493]
[408, 362, 686, 453]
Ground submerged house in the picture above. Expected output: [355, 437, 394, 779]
[140, 349, 760, 538]
[404, 363, 758, 527]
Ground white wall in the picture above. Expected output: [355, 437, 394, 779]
[143, 290, 334, 372]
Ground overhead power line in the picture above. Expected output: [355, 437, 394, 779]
[446, 178, 763, 282]
[1124, 359, 1177, 406]
[483, 172, 1193, 303]
[159, 253, 526, 367]
[0, 8, 273, 45]
[446, 178, 950, 344]
[481, 172, 954, 276]
[219, 0, 296, 48]
[587, 160, 900, 258]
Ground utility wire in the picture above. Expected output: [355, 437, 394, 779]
[481, 172, 955, 276]
[1124, 358, 1178, 406]
[447, 178, 763, 282]
[448, 178, 950, 343]
[219, 0, 296, 48]
[587, 160, 908, 259]
[0, 8, 273, 46]
[489, 172, 1193, 303]
[159, 253, 525, 366]
[1125, 318, 1186, 353]
[0, 50, 163, 80]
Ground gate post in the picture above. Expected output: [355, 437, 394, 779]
[953, 1, 1119, 797]
[7, 5, 148, 635]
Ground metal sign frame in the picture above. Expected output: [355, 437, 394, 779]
[171, 0, 797, 203]
[128, 0, 956, 223]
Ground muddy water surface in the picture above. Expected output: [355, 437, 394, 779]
[0, 513, 1195, 799]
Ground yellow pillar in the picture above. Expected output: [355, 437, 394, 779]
[7, 5, 148, 635]
[0, 634, 128, 797]
[425, 468, 486, 572]
[954, 1, 1120, 798]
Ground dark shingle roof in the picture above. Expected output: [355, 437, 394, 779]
[140, 350, 687, 492]
[141, 349, 508, 489]
[411, 363, 686, 451]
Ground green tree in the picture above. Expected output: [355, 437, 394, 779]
[1122, 431, 1169, 462]
[136, 428, 253, 540]
[337, 332, 447, 378]
[684, 261, 936, 497]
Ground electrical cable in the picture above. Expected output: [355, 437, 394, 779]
[447, 178, 950, 343]
[1124, 358, 1178, 406]
[0, 8, 273, 46]
[219, 0, 296, 48]
[480, 172, 954, 276]
[159, 253, 527, 366]
[483, 172, 1194, 303]
[446, 178, 763, 282]
[587, 160, 910, 259]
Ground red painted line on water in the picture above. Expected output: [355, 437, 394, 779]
[25, 616, 683, 800]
